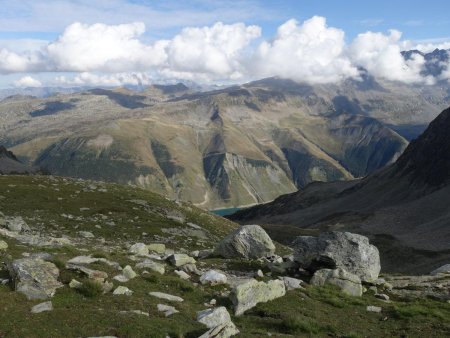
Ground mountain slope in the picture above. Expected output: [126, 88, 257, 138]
[0, 146, 39, 174]
[2, 76, 449, 209]
[230, 107, 450, 273]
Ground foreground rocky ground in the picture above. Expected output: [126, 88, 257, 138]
[0, 175, 449, 337]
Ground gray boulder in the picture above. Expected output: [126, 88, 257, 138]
[197, 307, 231, 328]
[230, 279, 286, 315]
[9, 258, 63, 300]
[310, 268, 363, 297]
[200, 270, 227, 285]
[215, 225, 275, 259]
[135, 259, 165, 274]
[167, 254, 196, 267]
[292, 231, 380, 282]
[197, 307, 239, 338]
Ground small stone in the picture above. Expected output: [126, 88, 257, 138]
[129, 243, 149, 256]
[135, 260, 165, 274]
[375, 293, 390, 301]
[113, 275, 130, 283]
[65, 264, 108, 280]
[69, 279, 82, 289]
[113, 286, 133, 296]
[0, 240, 8, 250]
[157, 304, 179, 317]
[197, 307, 231, 328]
[369, 286, 378, 293]
[200, 270, 227, 285]
[180, 263, 201, 275]
[78, 231, 95, 239]
[255, 270, 264, 278]
[148, 291, 184, 302]
[174, 270, 190, 280]
[6, 216, 29, 232]
[31, 301, 53, 314]
[122, 265, 137, 280]
[199, 321, 240, 338]
[147, 243, 166, 254]
[167, 254, 196, 267]
[190, 250, 200, 258]
[367, 305, 382, 313]
[280, 277, 303, 291]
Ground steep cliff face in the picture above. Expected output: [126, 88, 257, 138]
[2, 77, 440, 209]
[393, 107, 450, 187]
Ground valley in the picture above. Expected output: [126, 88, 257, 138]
[2, 73, 450, 210]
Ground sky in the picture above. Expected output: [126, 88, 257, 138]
[0, 0, 449, 88]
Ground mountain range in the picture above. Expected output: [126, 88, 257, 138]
[1, 50, 450, 210]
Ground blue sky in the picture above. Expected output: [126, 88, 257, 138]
[0, 0, 449, 88]
[0, 0, 448, 42]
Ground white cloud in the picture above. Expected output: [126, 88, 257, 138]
[14, 76, 42, 87]
[349, 30, 431, 83]
[47, 22, 167, 72]
[54, 72, 152, 87]
[0, 17, 447, 86]
[0, 48, 44, 73]
[251, 17, 359, 84]
[162, 22, 261, 81]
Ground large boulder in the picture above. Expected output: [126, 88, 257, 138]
[230, 279, 286, 315]
[215, 225, 275, 259]
[292, 231, 380, 282]
[9, 258, 63, 300]
[310, 268, 363, 297]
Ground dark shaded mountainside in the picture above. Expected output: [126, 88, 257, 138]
[230, 107, 450, 274]
[0, 146, 40, 174]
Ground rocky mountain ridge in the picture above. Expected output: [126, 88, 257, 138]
[4, 74, 450, 209]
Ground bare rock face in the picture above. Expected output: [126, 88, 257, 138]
[230, 279, 286, 316]
[292, 231, 380, 282]
[215, 225, 275, 259]
[9, 258, 63, 300]
[310, 268, 363, 297]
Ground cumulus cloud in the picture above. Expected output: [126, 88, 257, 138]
[0, 17, 446, 85]
[251, 17, 359, 83]
[47, 22, 167, 72]
[14, 76, 42, 87]
[348, 30, 431, 84]
[0, 48, 44, 73]
[162, 22, 261, 81]
[54, 72, 152, 87]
